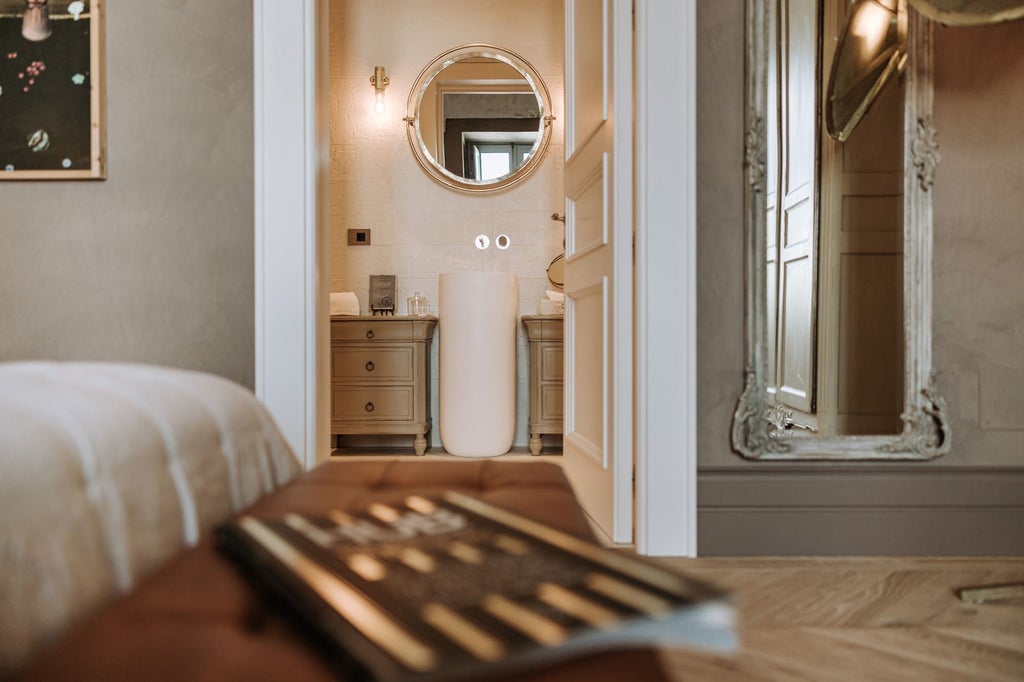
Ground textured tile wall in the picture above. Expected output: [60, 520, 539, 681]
[329, 0, 565, 448]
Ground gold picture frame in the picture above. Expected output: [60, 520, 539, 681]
[1, 0, 105, 179]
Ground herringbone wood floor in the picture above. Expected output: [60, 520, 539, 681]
[650, 557, 1024, 681]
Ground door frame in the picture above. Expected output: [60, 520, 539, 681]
[252, 0, 330, 471]
[252, 0, 698, 555]
[633, 0, 698, 556]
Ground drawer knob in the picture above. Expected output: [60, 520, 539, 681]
[365, 402, 375, 412]
[365, 361, 375, 372]
[366, 330, 374, 339]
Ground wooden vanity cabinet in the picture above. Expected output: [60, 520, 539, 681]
[522, 314, 564, 455]
[330, 316, 437, 455]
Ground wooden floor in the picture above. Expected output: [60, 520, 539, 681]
[648, 557, 1024, 681]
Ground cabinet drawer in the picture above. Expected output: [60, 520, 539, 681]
[332, 347, 413, 381]
[540, 345, 564, 382]
[332, 386, 415, 422]
[523, 317, 564, 341]
[332, 320, 414, 342]
[540, 385, 563, 421]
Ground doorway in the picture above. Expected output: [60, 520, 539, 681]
[252, 0, 699, 556]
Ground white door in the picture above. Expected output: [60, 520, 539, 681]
[767, 0, 818, 427]
[561, 0, 633, 543]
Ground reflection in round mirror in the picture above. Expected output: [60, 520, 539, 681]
[826, 0, 907, 142]
[405, 44, 553, 193]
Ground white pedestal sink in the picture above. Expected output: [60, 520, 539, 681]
[438, 272, 518, 457]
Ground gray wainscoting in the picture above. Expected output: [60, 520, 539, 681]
[698, 466, 1024, 556]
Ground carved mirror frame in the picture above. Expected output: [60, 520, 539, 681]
[732, 1, 951, 460]
[403, 44, 554, 194]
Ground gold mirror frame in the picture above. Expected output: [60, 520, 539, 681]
[404, 44, 554, 194]
[732, 1, 951, 460]
[908, 0, 1024, 26]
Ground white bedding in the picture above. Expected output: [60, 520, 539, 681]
[0, 362, 302, 672]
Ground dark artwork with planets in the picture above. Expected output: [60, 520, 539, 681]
[0, 0, 94, 175]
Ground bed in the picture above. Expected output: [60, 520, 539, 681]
[1, 362, 665, 681]
[0, 362, 301, 673]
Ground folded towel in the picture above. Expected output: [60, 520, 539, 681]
[546, 289, 565, 301]
[330, 291, 360, 316]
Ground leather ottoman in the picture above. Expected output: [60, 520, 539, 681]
[20, 460, 670, 681]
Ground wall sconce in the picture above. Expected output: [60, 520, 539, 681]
[22, 0, 52, 42]
[370, 65, 389, 115]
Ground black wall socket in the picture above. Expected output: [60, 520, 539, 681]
[347, 229, 371, 246]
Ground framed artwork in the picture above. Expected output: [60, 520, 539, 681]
[0, 0, 105, 179]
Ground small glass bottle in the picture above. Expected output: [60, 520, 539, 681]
[407, 291, 429, 316]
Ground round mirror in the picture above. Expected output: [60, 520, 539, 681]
[405, 44, 553, 193]
[546, 253, 564, 287]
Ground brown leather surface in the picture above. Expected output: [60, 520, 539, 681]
[19, 460, 669, 681]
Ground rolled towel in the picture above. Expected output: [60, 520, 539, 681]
[330, 291, 360, 316]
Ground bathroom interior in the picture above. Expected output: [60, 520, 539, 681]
[327, 0, 567, 457]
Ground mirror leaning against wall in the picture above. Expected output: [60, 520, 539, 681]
[731, 0, 951, 460]
[404, 44, 554, 193]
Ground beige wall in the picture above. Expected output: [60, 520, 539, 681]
[696, 0, 747, 467]
[932, 20, 1024, 466]
[697, 3, 1024, 467]
[328, 0, 565, 448]
[0, 0, 255, 388]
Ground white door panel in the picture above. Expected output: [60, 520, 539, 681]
[564, 276, 607, 464]
[562, 0, 632, 543]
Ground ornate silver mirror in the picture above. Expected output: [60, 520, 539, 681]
[404, 44, 554, 194]
[732, 0, 951, 460]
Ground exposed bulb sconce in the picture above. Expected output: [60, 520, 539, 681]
[370, 65, 389, 115]
[22, 0, 51, 42]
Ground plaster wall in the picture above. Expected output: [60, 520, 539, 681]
[0, 0, 255, 388]
[931, 20, 1024, 465]
[328, 0, 565, 449]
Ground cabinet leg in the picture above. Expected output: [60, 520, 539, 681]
[529, 434, 542, 456]
[414, 435, 427, 456]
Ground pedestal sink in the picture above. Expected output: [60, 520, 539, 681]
[438, 272, 518, 457]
